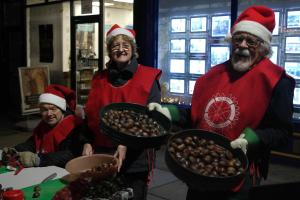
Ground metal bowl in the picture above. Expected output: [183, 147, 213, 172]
[165, 129, 248, 191]
[100, 102, 171, 149]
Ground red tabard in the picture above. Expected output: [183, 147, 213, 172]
[33, 115, 82, 153]
[84, 64, 161, 148]
[191, 58, 284, 140]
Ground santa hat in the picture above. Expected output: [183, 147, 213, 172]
[106, 24, 136, 42]
[229, 5, 275, 44]
[39, 84, 76, 112]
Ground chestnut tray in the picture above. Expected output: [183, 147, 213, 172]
[165, 129, 248, 191]
[100, 102, 171, 149]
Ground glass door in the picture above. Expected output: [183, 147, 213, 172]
[70, 0, 104, 106]
[75, 22, 99, 105]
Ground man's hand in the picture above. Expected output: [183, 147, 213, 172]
[147, 102, 171, 120]
[114, 145, 127, 172]
[230, 127, 260, 155]
[230, 134, 248, 154]
[18, 151, 40, 167]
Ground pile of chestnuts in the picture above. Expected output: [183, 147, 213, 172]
[102, 109, 167, 137]
[168, 135, 245, 178]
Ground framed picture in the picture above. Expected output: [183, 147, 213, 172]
[170, 79, 185, 93]
[285, 62, 300, 79]
[287, 10, 300, 29]
[285, 37, 300, 54]
[270, 46, 278, 64]
[189, 80, 196, 94]
[210, 46, 230, 66]
[211, 15, 230, 37]
[170, 59, 185, 73]
[189, 59, 206, 74]
[171, 18, 186, 33]
[190, 38, 206, 53]
[293, 87, 300, 105]
[190, 17, 207, 32]
[273, 11, 280, 35]
[18, 66, 50, 115]
[170, 39, 186, 53]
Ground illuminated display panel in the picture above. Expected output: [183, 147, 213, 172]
[170, 59, 185, 73]
[189, 59, 206, 74]
[190, 17, 207, 32]
[170, 39, 186, 53]
[171, 18, 186, 33]
[190, 39, 206, 53]
[211, 15, 230, 37]
[210, 46, 230, 66]
[170, 79, 185, 93]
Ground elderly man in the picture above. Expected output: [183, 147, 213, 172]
[149, 5, 295, 200]
[1, 84, 87, 168]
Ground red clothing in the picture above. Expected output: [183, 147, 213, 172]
[85, 64, 161, 147]
[33, 115, 82, 153]
[191, 58, 284, 140]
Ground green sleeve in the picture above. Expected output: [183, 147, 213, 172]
[243, 127, 260, 145]
[163, 104, 180, 122]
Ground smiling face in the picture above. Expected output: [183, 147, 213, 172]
[231, 32, 267, 72]
[107, 35, 135, 68]
[39, 103, 64, 127]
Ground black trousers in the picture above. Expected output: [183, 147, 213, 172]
[123, 171, 149, 200]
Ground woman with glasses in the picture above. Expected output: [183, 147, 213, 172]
[1, 84, 88, 168]
[149, 5, 295, 200]
[80, 24, 162, 200]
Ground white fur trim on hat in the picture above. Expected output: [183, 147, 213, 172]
[232, 20, 272, 44]
[107, 28, 135, 40]
[39, 93, 66, 111]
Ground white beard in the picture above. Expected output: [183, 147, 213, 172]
[231, 49, 253, 72]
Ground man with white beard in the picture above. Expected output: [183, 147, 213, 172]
[149, 5, 295, 200]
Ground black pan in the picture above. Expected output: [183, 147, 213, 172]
[100, 102, 171, 149]
[165, 129, 248, 191]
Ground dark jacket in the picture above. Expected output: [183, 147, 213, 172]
[14, 113, 91, 168]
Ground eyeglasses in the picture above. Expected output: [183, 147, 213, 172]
[111, 42, 131, 52]
[232, 34, 263, 48]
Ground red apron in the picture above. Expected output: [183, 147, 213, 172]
[85, 64, 161, 148]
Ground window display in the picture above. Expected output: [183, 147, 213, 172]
[170, 59, 185, 73]
[189, 59, 206, 74]
[210, 46, 230, 66]
[190, 39, 206, 53]
[287, 10, 300, 28]
[273, 11, 280, 35]
[285, 37, 300, 54]
[171, 18, 186, 32]
[211, 15, 230, 37]
[170, 79, 185, 93]
[170, 39, 186, 53]
[190, 17, 207, 32]
[270, 46, 278, 64]
[189, 80, 196, 94]
[285, 62, 300, 79]
[293, 87, 300, 105]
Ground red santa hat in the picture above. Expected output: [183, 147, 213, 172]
[39, 84, 76, 112]
[106, 24, 136, 42]
[229, 5, 275, 44]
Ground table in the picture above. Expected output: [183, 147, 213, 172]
[0, 166, 68, 200]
